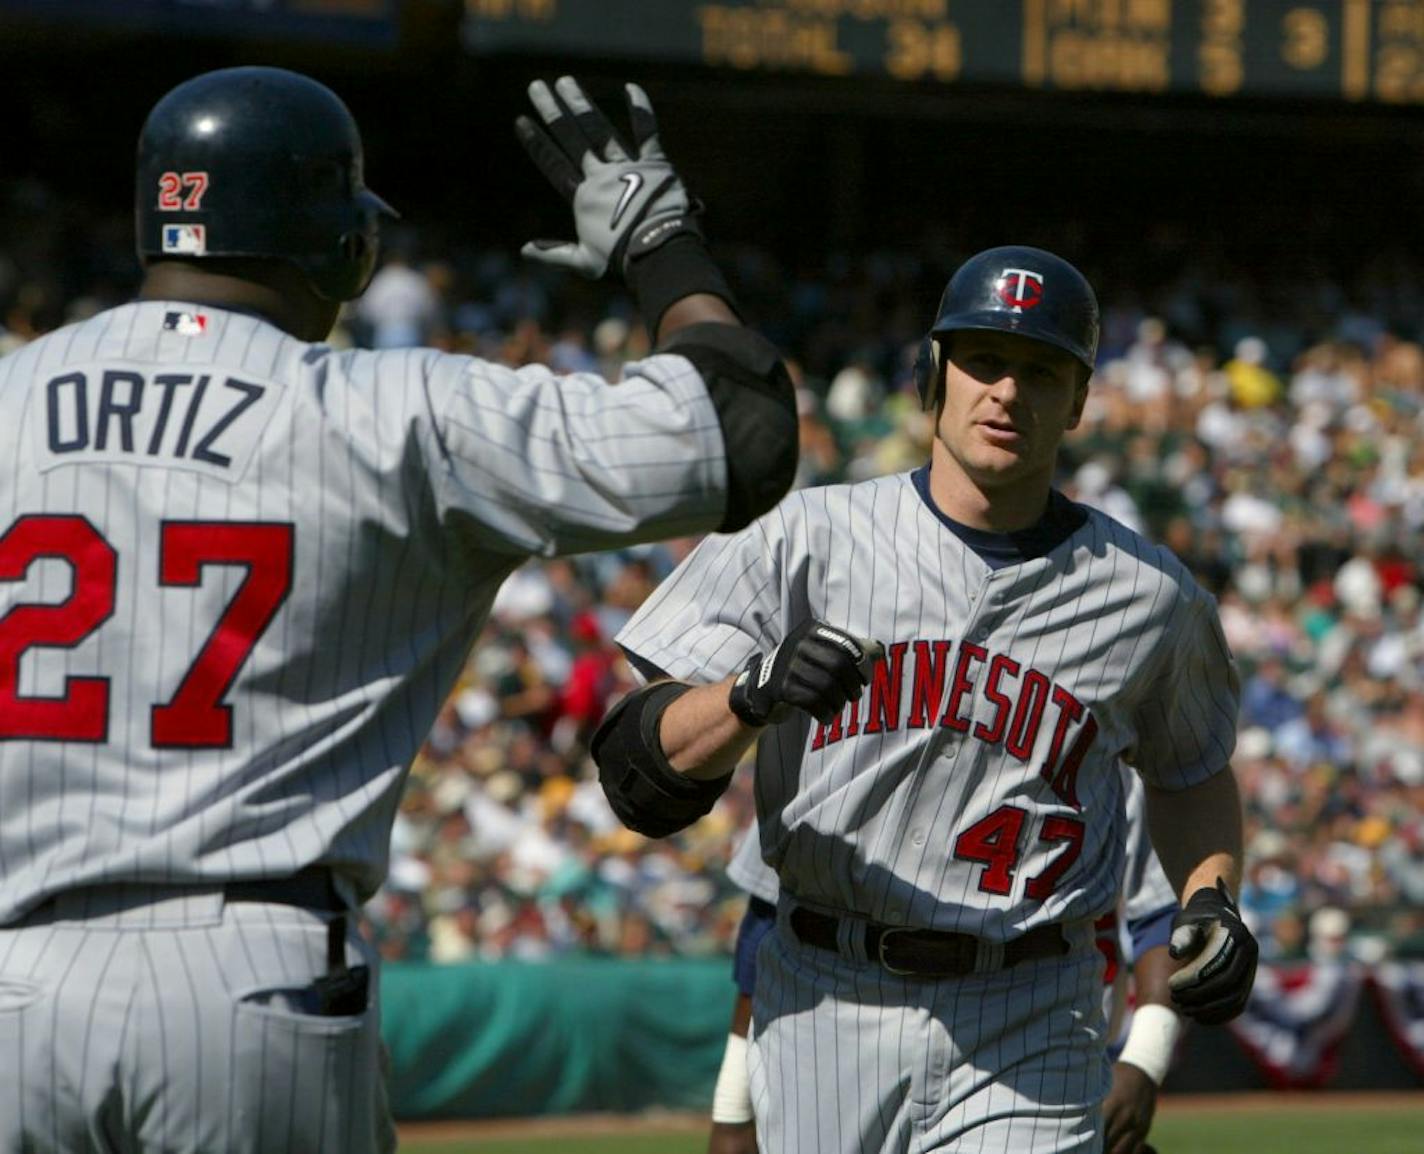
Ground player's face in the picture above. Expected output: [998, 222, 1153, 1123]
[935, 329, 1087, 492]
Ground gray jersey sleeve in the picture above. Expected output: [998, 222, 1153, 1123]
[726, 816, 780, 905]
[421, 349, 728, 557]
[617, 516, 789, 905]
[1119, 764, 1178, 922]
[615, 510, 788, 684]
[1127, 591, 1240, 790]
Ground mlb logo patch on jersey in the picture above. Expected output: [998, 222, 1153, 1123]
[163, 311, 208, 336]
[162, 224, 206, 255]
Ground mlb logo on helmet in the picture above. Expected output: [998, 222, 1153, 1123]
[996, 268, 1044, 312]
[162, 224, 206, 255]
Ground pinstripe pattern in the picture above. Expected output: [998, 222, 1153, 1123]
[726, 817, 778, 905]
[0, 895, 392, 1153]
[729, 756, 1176, 922]
[618, 470, 1239, 1152]
[1119, 764, 1176, 928]
[0, 300, 734, 1148]
[748, 910, 1106, 1154]
[0, 300, 727, 919]
[1101, 764, 1178, 1043]
[619, 472, 1238, 940]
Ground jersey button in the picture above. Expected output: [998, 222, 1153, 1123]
[910, 829, 926, 847]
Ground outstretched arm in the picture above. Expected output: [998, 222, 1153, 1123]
[658, 293, 739, 343]
[515, 77, 796, 533]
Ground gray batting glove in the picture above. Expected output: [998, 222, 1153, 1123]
[515, 77, 699, 279]
[728, 620, 886, 728]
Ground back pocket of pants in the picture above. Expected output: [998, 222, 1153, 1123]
[230, 982, 384, 1154]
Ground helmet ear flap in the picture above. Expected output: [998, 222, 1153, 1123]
[912, 336, 940, 411]
[318, 224, 377, 301]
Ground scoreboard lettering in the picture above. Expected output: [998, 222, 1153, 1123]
[462, 0, 1424, 104]
[1199, 0, 1245, 94]
[697, 7, 856, 74]
[884, 19, 964, 80]
[1027, 0, 1174, 91]
[1376, 0, 1424, 100]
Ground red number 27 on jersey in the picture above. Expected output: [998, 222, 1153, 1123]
[0, 514, 293, 749]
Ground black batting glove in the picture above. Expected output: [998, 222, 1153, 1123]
[1167, 878, 1259, 1025]
[515, 76, 701, 279]
[728, 620, 884, 728]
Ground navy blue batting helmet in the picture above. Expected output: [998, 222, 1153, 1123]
[912, 245, 1100, 408]
[135, 67, 397, 302]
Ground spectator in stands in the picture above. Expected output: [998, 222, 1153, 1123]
[354, 231, 440, 347]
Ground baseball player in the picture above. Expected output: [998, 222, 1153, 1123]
[707, 762, 1182, 1154]
[0, 67, 797, 1152]
[595, 245, 1258, 1152]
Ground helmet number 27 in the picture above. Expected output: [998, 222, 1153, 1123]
[156, 171, 210, 212]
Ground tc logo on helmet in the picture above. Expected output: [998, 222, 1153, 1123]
[996, 268, 1044, 311]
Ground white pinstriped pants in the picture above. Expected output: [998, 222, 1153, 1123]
[0, 886, 395, 1154]
[748, 909, 1110, 1154]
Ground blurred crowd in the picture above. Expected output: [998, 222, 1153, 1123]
[4, 182, 1424, 968]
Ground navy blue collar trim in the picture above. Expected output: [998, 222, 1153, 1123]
[910, 466, 1087, 570]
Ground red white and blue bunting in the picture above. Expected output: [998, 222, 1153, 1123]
[1228, 963, 1365, 1088]
[1369, 961, 1424, 1081]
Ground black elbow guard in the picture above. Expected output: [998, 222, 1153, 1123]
[662, 323, 798, 533]
[591, 681, 734, 839]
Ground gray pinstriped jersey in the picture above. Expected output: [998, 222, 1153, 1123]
[728, 758, 1179, 943]
[726, 815, 778, 905]
[619, 471, 1238, 942]
[1120, 760, 1176, 926]
[0, 300, 728, 924]
[1103, 763, 1179, 1041]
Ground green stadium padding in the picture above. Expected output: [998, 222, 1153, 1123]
[381, 958, 737, 1119]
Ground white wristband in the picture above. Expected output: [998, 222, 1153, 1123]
[1117, 1003, 1183, 1087]
[710, 1031, 754, 1124]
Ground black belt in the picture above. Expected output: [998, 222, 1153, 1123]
[12, 866, 347, 927]
[230, 868, 353, 989]
[789, 907, 1068, 977]
[229, 869, 359, 1008]
[225, 866, 347, 913]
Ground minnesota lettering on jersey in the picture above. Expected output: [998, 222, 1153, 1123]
[810, 638, 1098, 808]
[35, 363, 282, 481]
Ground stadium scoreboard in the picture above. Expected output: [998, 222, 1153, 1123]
[463, 1, 1424, 103]
[0, 0, 396, 45]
